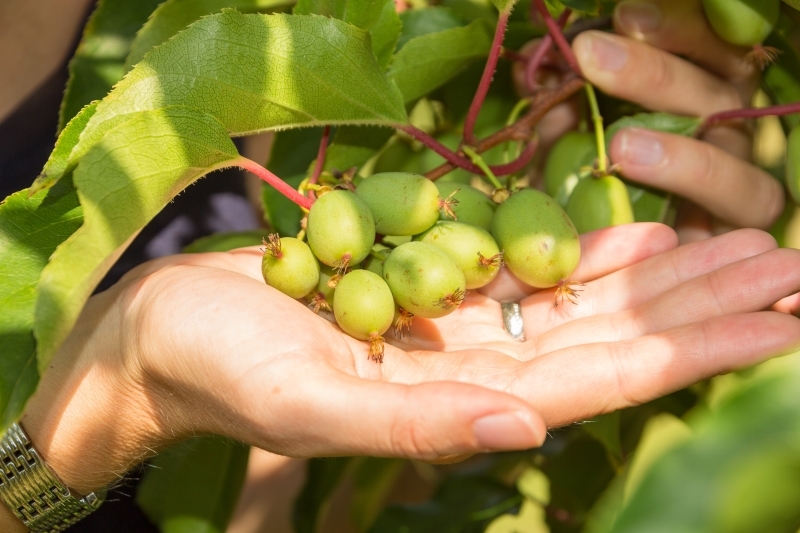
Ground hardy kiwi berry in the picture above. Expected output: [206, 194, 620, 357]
[261, 234, 320, 299]
[356, 172, 453, 235]
[544, 131, 597, 207]
[435, 181, 496, 231]
[492, 189, 581, 302]
[333, 270, 395, 362]
[307, 190, 375, 270]
[701, 0, 780, 67]
[382, 241, 466, 319]
[306, 264, 337, 313]
[415, 221, 503, 289]
[566, 175, 634, 233]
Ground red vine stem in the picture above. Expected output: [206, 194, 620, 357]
[525, 9, 571, 92]
[463, 11, 510, 146]
[236, 156, 314, 210]
[532, 0, 582, 76]
[698, 101, 800, 136]
[308, 125, 330, 200]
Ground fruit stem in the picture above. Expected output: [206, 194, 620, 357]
[525, 9, 571, 92]
[698, 101, 800, 136]
[532, 0, 582, 76]
[584, 83, 607, 174]
[463, 10, 510, 147]
[236, 156, 314, 210]
[463, 146, 504, 189]
[308, 125, 331, 200]
[504, 98, 532, 162]
[425, 76, 584, 179]
[396, 124, 479, 172]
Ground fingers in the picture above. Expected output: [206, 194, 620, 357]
[536, 247, 800, 353]
[519, 312, 800, 426]
[610, 128, 785, 229]
[255, 375, 546, 460]
[521, 229, 777, 337]
[573, 30, 743, 117]
[613, 0, 758, 92]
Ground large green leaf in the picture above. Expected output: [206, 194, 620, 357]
[137, 437, 250, 533]
[0, 180, 83, 435]
[125, 0, 295, 71]
[43, 12, 408, 188]
[293, 457, 354, 533]
[294, 0, 401, 70]
[59, 0, 163, 130]
[34, 106, 240, 369]
[397, 7, 465, 51]
[389, 19, 494, 103]
[611, 358, 800, 533]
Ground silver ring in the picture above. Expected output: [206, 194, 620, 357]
[501, 302, 526, 342]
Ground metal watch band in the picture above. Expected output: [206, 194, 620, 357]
[0, 423, 105, 532]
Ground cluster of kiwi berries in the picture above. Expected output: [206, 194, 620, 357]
[261, 172, 581, 362]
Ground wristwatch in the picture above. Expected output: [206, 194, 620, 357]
[0, 423, 105, 532]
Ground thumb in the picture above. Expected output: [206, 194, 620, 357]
[264, 376, 547, 461]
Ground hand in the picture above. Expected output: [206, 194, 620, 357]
[13, 223, 800, 521]
[516, 0, 785, 240]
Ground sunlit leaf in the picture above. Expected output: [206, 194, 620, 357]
[59, 0, 162, 130]
[125, 0, 295, 71]
[137, 437, 250, 533]
[35, 106, 239, 368]
[294, 0, 401, 69]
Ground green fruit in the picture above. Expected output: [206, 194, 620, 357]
[566, 175, 635, 233]
[787, 124, 800, 205]
[356, 173, 441, 235]
[382, 241, 467, 319]
[307, 190, 375, 268]
[415, 221, 502, 289]
[435, 181, 496, 231]
[307, 264, 337, 313]
[701, 0, 778, 46]
[261, 235, 320, 299]
[362, 244, 391, 277]
[491, 189, 581, 288]
[333, 270, 395, 362]
[544, 131, 597, 207]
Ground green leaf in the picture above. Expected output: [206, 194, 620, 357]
[59, 0, 163, 130]
[183, 230, 267, 253]
[324, 126, 394, 173]
[397, 7, 465, 50]
[389, 19, 494, 103]
[126, 0, 296, 71]
[137, 436, 250, 533]
[370, 475, 520, 533]
[293, 457, 354, 533]
[0, 180, 83, 435]
[612, 360, 800, 533]
[33, 102, 99, 195]
[351, 458, 406, 532]
[782, 0, 800, 11]
[763, 28, 800, 133]
[44, 12, 408, 188]
[606, 113, 700, 224]
[294, 0, 401, 70]
[582, 412, 623, 465]
[34, 106, 239, 369]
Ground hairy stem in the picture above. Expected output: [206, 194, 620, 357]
[532, 0, 582, 75]
[525, 9, 571, 91]
[584, 83, 607, 173]
[397, 124, 482, 172]
[236, 156, 314, 210]
[698, 101, 800, 136]
[463, 11, 510, 146]
[425, 75, 585, 179]
[463, 146, 504, 188]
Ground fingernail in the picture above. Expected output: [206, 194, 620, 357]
[587, 32, 629, 71]
[620, 128, 664, 167]
[616, 0, 663, 36]
[473, 411, 541, 451]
